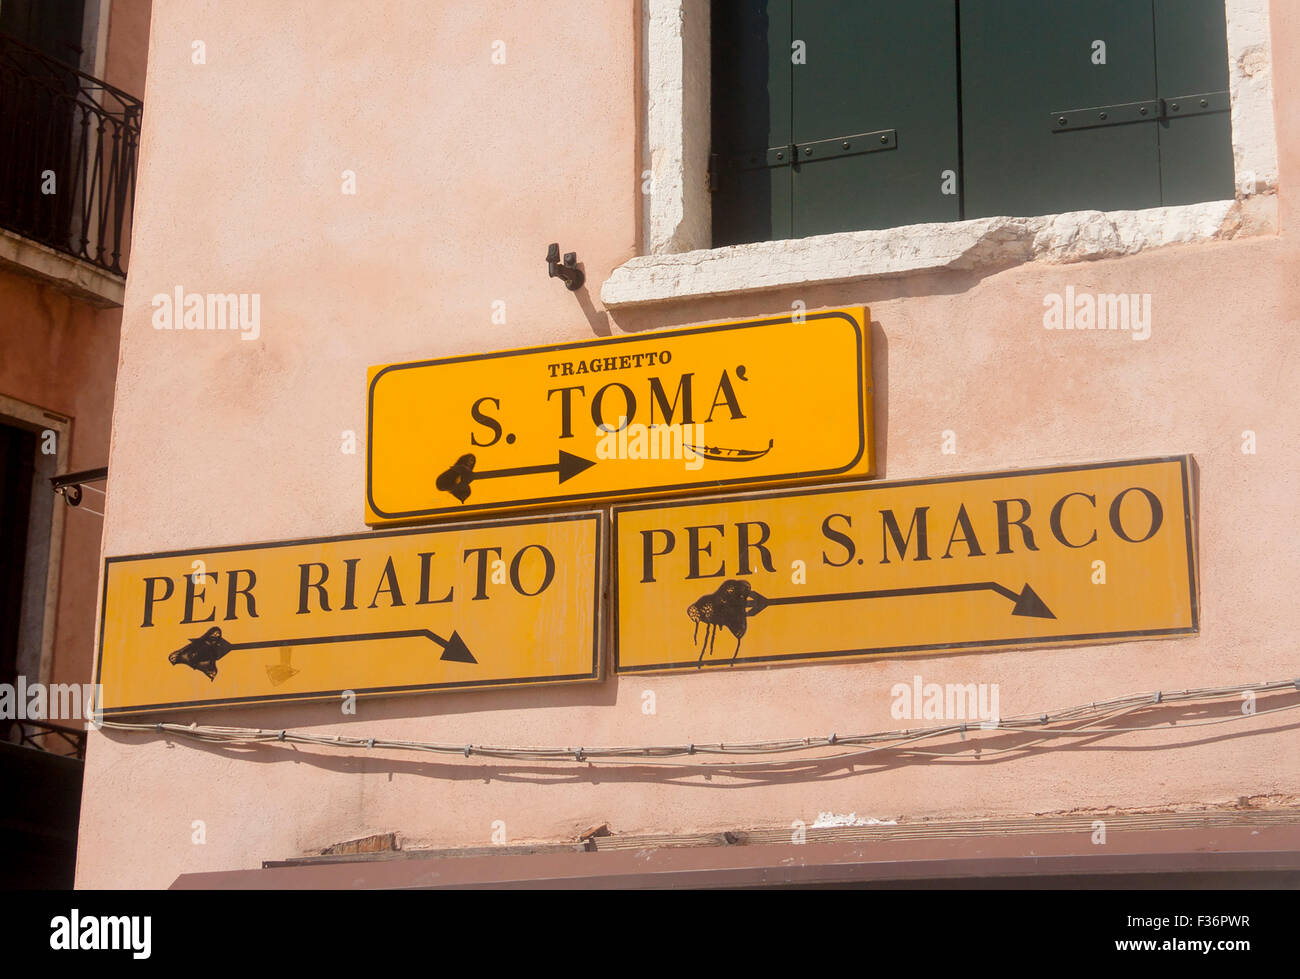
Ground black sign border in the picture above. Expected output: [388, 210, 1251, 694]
[366, 310, 868, 521]
[611, 455, 1199, 673]
[94, 510, 606, 716]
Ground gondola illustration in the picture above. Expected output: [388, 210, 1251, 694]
[682, 438, 774, 463]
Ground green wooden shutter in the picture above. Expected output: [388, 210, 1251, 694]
[960, 0, 1162, 218]
[1154, 0, 1235, 205]
[713, 2, 1232, 240]
[711, 0, 793, 246]
[712, 0, 959, 244]
[790, 0, 960, 236]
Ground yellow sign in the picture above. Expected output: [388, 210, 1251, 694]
[613, 457, 1197, 673]
[366, 308, 873, 524]
[95, 513, 604, 715]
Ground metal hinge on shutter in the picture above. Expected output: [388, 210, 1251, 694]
[709, 128, 898, 190]
[1049, 91, 1228, 131]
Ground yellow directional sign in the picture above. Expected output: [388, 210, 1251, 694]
[95, 512, 604, 715]
[613, 457, 1197, 674]
[366, 308, 874, 524]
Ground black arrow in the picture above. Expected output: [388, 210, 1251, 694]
[473, 450, 596, 485]
[686, 579, 1056, 666]
[168, 625, 475, 681]
[749, 581, 1055, 619]
[437, 450, 596, 503]
[687, 579, 1056, 666]
[229, 629, 477, 661]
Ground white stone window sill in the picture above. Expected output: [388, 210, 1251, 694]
[601, 194, 1277, 308]
[0, 227, 126, 308]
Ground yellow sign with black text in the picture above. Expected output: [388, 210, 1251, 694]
[95, 512, 604, 715]
[366, 308, 874, 524]
[613, 458, 1197, 674]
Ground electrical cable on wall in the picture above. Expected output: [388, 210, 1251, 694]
[95, 676, 1300, 770]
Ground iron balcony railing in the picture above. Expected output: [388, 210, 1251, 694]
[0, 33, 142, 276]
[3, 718, 87, 760]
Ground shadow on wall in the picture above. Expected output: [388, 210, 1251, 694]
[602, 265, 995, 338]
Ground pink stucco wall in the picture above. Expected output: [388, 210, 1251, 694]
[76, 1, 1300, 887]
[103, 0, 153, 98]
[0, 276, 119, 688]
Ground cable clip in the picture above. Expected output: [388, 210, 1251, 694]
[464, 745, 472, 757]
[960, 722, 967, 741]
[366, 738, 375, 750]
[155, 723, 163, 733]
[1153, 691, 1162, 704]
[278, 730, 286, 741]
[574, 747, 584, 762]
[1040, 714, 1048, 724]
[687, 743, 695, 755]
[828, 732, 837, 745]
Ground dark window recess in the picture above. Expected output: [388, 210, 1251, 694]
[0, 416, 83, 890]
[0, 423, 37, 697]
[711, 0, 1235, 245]
[0, 739, 84, 888]
[0, 0, 86, 67]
